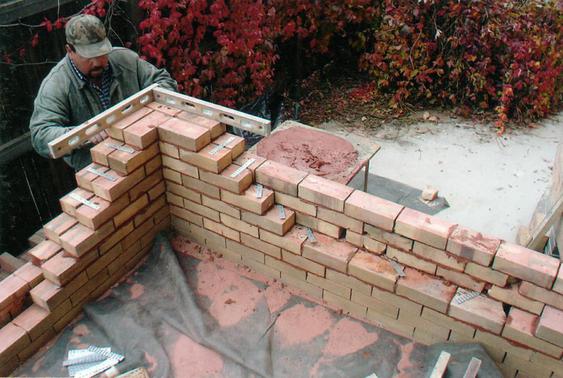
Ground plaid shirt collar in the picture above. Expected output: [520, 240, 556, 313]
[68, 56, 113, 110]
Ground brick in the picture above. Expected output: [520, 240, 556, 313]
[17, 327, 55, 362]
[179, 143, 232, 173]
[226, 239, 265, 263]
[351, 290, 398, 318]
[70, 268, 110, 306]
[145, 153, 162, 175]
[0, 322, 30, 365]
[76, 163, 109, 192]
[326, 269, 371, 295]
[52, 303, 83, 333]
[163, 167, 182, 183]
[365, 308, 414, 339]
[107, 240, 142, 275]
[134, 196, 166, 227]
[221, 185, 274, 215]
[166, 192, 184, 207]
[220, 214, 258, 237]
[99, 221, 134, 254]
[302, 234, 356, 273]
[13, 263, 43, 288]
[399, 309, 451, 340]
[108, 106, 154, 140]
[108, 142, 159, 175]
[130, 170, 163, 201]
[27, 240, 62, 266]
[530, 350, 563, 375]
[275, 191, 316, 216]
[203, 218, 240, 241]
[298, 175, 354, 212]
[345, 230, 363, 247]
[503, 307, 563, 358]
[265, 256, 306, 280]
[92, 166, 145, 201]
[184, 198, 220, 222]
[386, 246, 436, 275]
[364, 224, 413, 251]
[41, 249, 97, 286]
[176, 112, 226, 138]
[60, 188, 95, 217]
[464, 262, 508, 287]
[242, 206, 295, 236]
[182, 174, 220, 199]
[12, 305, 50, 341]
[148, 180, 166, 201]
[345, 191, 403, 232]
[203, 196, 240, 218]
[413, 241, 465, 271]
[411, 327, 448, 345]
[421, 307, 476, 337]
[255, 160, 308, 196]
[296, 212, 342, 239]
[436, 267, 485, 292]
[504, 353, 555, 378]
[362, 236, 386, 255]
[474, 329, 532, 362]
[200, 164, 253, 194]
[0, 275, 28, 310]
[489, 284, 544, 315]
[447, 226, 500, 266]
[122, 218, 155, 250]
[536, 306, 563, 348]
[87, 243, 122, 278]
[158, 117, 211, 151]
[160, 141, 179, 158]
[371, 284, 422, 315]
[449, 288, 506, 333]
[0, 254, 24, 274]
[43, 213, 78, 244]
[317, 207, 363, 233]
[90, 138, 122, 166]
[114, 195, 149, 227]
[162, 155, 199, 178]
[283, 250, 325, 276]
[232, 152, 267, 179]
[242, 257, 280, 279]
[323, 290, 367, 317]
[281, 273, 324, 299]
[147, 101, 182, 116]
[30, 272, 87, 310]
[553, 266, 563, 295]
[519, 281, 563, 311]
[213, 133, 245, 157]
[494, 242, 560, 289]
[261, 226, 307, 254]
[75, 194, 129, 229]
[348, 251, 398, 291]
[166, 181, 200, 203]
[123, 110, 168, 148]
[241, 233, 281, 259]
[396, 268, 456, 313]
[60, 221, 113, 257]
[395, 208, 457, 249]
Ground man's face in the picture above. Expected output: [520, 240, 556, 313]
[66, 45, 109, 79]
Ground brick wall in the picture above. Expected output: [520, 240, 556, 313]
[0, 101, 562, 377]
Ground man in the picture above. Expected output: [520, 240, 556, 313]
[29, 14, 177, 170]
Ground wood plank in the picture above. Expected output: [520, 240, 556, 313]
[429, 351, 451, 378]
[526, 195, 563, 251]
[0, 131, 32, 164]
[462, 357, 481, 378]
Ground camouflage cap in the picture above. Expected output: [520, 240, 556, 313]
[65, 14, 112, 58]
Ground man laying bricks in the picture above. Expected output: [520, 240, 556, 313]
[29, 14, 177, 171]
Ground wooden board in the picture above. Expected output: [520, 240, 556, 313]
[429, 351, 451, 378]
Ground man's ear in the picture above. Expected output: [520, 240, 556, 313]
[65, 44, 73, 54]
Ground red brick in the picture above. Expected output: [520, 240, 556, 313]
[326, 269, 372, 295]
[30, 273, 87, 310]
[91, 166, 145, 201]
[13, 263, 43, 288]
[212, 133, 245, 159]
[450, 289, 506, 333]
[298, 174, 354, 212]
[345, 230, 363, 247]
[241, 233, 281, 259]
[220, 214, 258, 237]
[536, 306, 563, 348]
[296, 212, 342, 239]
[0, 322, 29, 365]
[60, 188, 95, 217]
[362, 236, 387, 255]
[107, 142, 159, 175]
[99, 221, 134, 254]
[27, 240, 62, 266]
[75, 194, 129, 229]
[114, 194, 149, 227]
[0, 253, 24, 273]
[165, 182, 199, 204]
[158, 117, 211, 151]
[184, 198, 220, 222]
[170, 205, 203, 226]
[464, 262, 508, 287]
[436, 267, 485, 292]
[396, 268, 456, 313]
[41, 249, 97, 286]
[413, 241, 465, 271]
[200, 164, 253, 194]
[0, 275, 28, 310]
[265, 256, 306, 280]
[489, 284, 544, 315]
[221, 185, 274, 215]
[283, 250, 325, 276]
[90, 138, 122, 166]
[386, 246, 437, 275]
[203, 218, 240, 241]
[134, 196, 166, 227]
[348, 251, 398, 291]
[123, 110, 169, 148]
[255, 160, 308, 196]
[202, 195, 240, 218]
[323, 290, 367, 318]
[519, 281, 563, 311]
[179, 143, 232, 173]
[553, 266, 563, 295]
[447, 226, 500, 266]
[308, 273, 349, 297]
[365, 224, 413, 251]
[107, 107, 154, 140]
[12, 305, 50, 341]
[503, 307, 563, 358]
[232, 152, 267, 179]
[345, 191, 403, 232]
[493, 242, 560, 289]
[317, 207, 363, 233]
[130, 170, 163, 201]
[395, 208, 457, 249]
[242, 206, 295, 236]
[159, 141, 179, 158]
[302, 233, 357, 273]
[275, 192, 316, 216]
[17, 327, 55, 362]
[43, 213, 77, 244]
[182, 174, 220, 198]
[147, 101, 182, 116]
[260, 225, 307, 254]
[60, 221, 113, 257]
[176, 112, 226, 138]
[148, 180, 166, 201]
[226, 239, 265, 263]
[76, 163, 110, 192]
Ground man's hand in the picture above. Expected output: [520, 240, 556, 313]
[88, 130, 108, 145]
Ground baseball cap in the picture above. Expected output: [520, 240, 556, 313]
[65, 14, 112, 58]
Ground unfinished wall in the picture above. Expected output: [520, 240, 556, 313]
[0, 101, 562, 377]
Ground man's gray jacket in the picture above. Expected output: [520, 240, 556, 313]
[29, 47, 177, 170]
